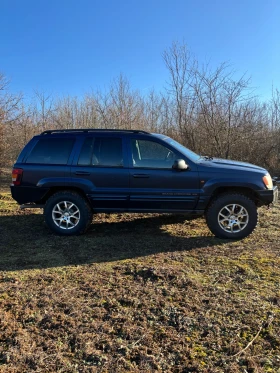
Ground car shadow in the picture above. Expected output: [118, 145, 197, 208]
[0, 212, 228, 272]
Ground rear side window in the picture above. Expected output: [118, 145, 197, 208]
[78, 137, 123, 167]
[26, 138, 74, 164]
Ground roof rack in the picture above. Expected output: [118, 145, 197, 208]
[41, 129, 150, 135]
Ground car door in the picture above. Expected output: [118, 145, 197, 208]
[127, 137, 200, 212]
[71, 135, 129, 211]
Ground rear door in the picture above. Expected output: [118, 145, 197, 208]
[127, 137, 200, 212]
[71, 135, 129, 211]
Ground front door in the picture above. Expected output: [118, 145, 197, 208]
[71, 136, 129, 211]
[128, 138, 200, 212]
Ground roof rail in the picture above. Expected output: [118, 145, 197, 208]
[41, 129, 150, 135]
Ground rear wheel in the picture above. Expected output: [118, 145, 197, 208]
[205, 193, 258, 239]
[44, 191, 93, 235]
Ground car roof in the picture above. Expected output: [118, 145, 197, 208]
[40, 129, 152, 136]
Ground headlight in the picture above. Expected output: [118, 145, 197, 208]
[263, 174, 273, 189]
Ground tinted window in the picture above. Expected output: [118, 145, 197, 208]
[78, 138, 97, 165]
[78, 137, 123, 167]
[26, 138, 74, 164]
[131, 139, 176, 169]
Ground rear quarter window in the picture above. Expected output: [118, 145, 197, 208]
[26, 138, 74, 164]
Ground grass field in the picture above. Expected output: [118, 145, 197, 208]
[0, 169, 280, 372]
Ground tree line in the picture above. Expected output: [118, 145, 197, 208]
[0, 42, 280, 173]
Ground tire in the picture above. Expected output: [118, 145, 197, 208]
[44, 191, 93, 236]
[205, 193, 258, 239]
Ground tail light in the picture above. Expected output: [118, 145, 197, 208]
[12, 168, 23, 186]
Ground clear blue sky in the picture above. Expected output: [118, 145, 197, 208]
[0, 0, 279, 101]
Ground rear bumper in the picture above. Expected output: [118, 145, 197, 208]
[257, 186, 278, 205]
[10, 185, 49, 205]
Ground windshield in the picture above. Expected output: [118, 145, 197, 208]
[163, 137, 201, 162]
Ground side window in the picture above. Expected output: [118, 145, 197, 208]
[131, 139, 176, 169]
[26, 138, 74, 164]
[78, 137, 123, 167]
[78, 138, 97, 165]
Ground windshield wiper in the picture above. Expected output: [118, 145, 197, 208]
[201, 155, 213, 161]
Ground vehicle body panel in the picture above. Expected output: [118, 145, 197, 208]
[10, 130, 278, 211]
[70, 134, 130, 211]
[124, 135, 200, 210]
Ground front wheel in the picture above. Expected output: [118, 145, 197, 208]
[44, 191, 93, 235]
[205, 193, 258, 239]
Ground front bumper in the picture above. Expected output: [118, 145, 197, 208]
[257, 186, 278, 205]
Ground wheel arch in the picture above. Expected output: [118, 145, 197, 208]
[40, 186, 91, 207]
[207, 186, 260, 209]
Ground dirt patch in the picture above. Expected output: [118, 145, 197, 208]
[0, 193, 280, 372]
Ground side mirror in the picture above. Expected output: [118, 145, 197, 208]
[172, 159, 189, 171]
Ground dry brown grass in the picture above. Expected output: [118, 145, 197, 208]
[0, 168, 10, 192]
[0, 179, 280, 372]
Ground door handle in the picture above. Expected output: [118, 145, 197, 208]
[132, 174, 150, 178]
[75, 171, 90, 176]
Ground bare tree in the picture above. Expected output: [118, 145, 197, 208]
[163, 41, 197, 149]
[31, 90, 55, 130]
[95, 74, 144, 130]
[192, 63, 254, 158]
[0, 44, 280, 173]
[0, 72, 23, 166]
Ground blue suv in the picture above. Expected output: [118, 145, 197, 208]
[11, 129, 278, 239]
